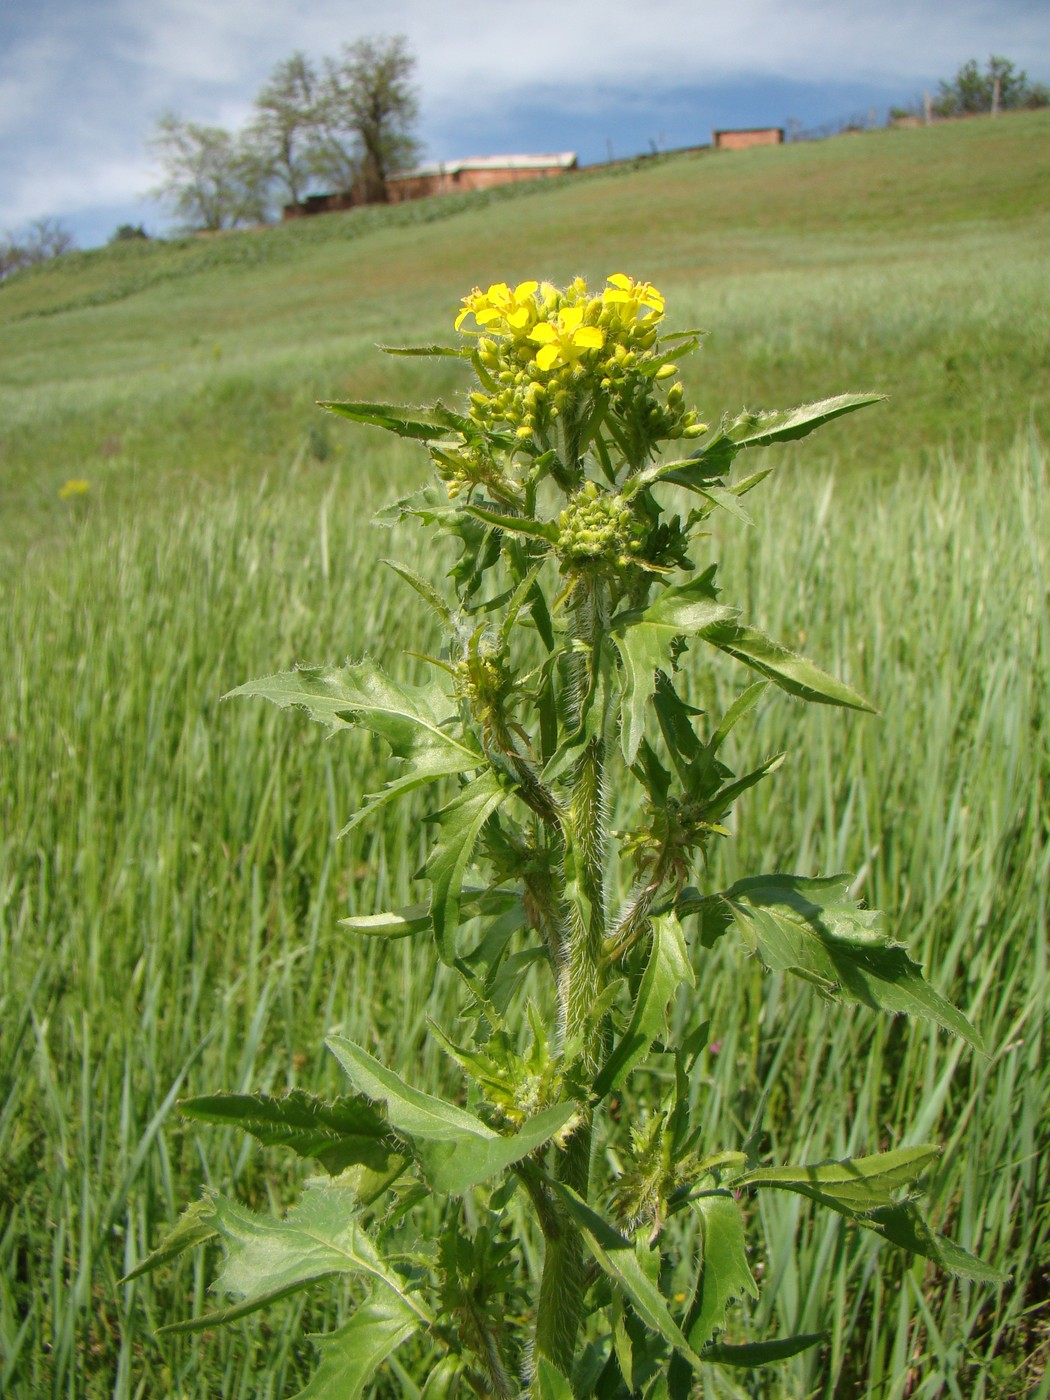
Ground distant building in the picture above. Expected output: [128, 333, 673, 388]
[282, 153, 578, 220]
[389, 152, 577, 201]
[712, 127, 784, 151]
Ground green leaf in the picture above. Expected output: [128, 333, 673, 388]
[672, 394, 885, 483]
[341, 887, 524, 941]
[702, 1332, 826, 1367]
[120, 1196, 217, 1282]
[740, 1145, 942, 1215]
[382, 560, 454, 626]
[319, 399, 469, 441]
[178, 1089, 404, 1179]
[550, 1183, 700, 1367]
[534, 1357, 577, 1399]
[685, 1194, 759, 1352]
[156, 1180, 430, 1335]
[594, 914, 694, 1100]
[681, 873, 984, 1050]
[227, 660, 478, 764]
[699, 622, 876, 712]
[861, 1201, 1007, 1283]
[292, 1295, 422, 1399]
[425, 770, 509, 963]
[611, 570, 735, 761]
[462, 501, 559, 543]
[379, 343, 469, 358]
[325, 1034, 576, 1195]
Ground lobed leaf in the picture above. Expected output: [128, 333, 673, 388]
[178, 1088, 404, 1181]
[611, 569, 735, 761]
[594, 914, 694, 1100]
[326, 1034, 576, 1195]
[684, 1193, 759, 1354]
[319, 398, 471, 441]
[156, 1180, 430, 1335]
[292, 1295, 422, 1399]
[120, 1196, 218, 1282]
[681, 873, 984, 1051]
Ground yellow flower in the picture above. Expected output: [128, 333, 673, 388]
[602, 273, 665, 319]
[456, 280, 540, 334]
[528, 305, 604, 371]
[58, 478, 90, 500]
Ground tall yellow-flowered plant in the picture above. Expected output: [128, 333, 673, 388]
[130, 275, 994, 1396]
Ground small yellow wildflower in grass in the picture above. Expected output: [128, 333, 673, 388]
[58, 478, 90, 500]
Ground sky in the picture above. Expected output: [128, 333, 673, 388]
[1, 0, 1046, 249]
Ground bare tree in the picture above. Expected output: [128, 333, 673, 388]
[314, 35, 422, 202]
[250, 52, 320, 207]
[147, 114, 271, 231]
[0, 217, 77, 282]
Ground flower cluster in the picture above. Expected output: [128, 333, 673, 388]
[555, 481, 644, 575]
[453, 274, 703, 451]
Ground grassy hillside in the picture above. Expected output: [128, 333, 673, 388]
[1, 112, 1048, 1398]
[2, 110, 1048, 555]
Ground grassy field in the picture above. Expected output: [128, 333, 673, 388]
[1, 111, 1048, 1397]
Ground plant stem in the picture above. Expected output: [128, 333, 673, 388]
[534, 578, 613, 1374]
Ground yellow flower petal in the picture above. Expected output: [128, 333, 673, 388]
[513, 280, 538, 299]
[560, 306, 585, 333]
[529, 323, 557, 345]
[573, 326, 604, 350]
[507, 307, 530, 330]
[607, 273, 632, 290]
[535, 343, 560, 371]
[476, 308, 502, 324]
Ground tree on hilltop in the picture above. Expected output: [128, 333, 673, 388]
[147, 114, 271, 231]
[933, 56, 1049, 116]
[0, 217, 77, 282]
[249, 52, 320, 207]
[313, 35, 422, 202]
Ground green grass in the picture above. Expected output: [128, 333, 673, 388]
[1, 111, 1048, 1397]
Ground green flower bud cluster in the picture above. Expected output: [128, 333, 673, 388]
[555, 481, 644, 574]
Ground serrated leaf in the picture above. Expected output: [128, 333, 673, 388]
[227, 660, 479, 766]
[534, 1356, 577, 1399]
[382, 560, 454, 626]
[683, 873, 984, 1049]
[120, 1196, 218, 1282]
[462, 501, 560, 543]
[594, 914, 694, 1100]
[379, 343, 469, 358]
[155, 1180, 430, 1335]
[292, 1295, 422, 1399]
[699, 622, 875, 712]
[740, 1145, 942, 1216]
[862, 1201, 1007, 1282]
[702, 1332, 825, 1366]
[425, 769, 509, 963]
[325, 1034, 576, 1194]
[178, 1089, 403, 1179]
[671, 394, 885, 484]
[685, 1194, 759, 1352]
[611, 570, 735, 761]
[319, 399, 468, 441]
[550, 1183, 700, 1367]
